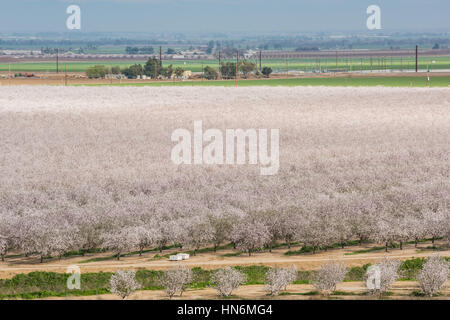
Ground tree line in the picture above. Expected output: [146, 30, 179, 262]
[86, 58, 273, 80]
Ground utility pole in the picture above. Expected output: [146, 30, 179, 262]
[235, 50, 239, 87]
[56, 49, 59, 74]
[415, 45, 418, 72]
[218, 52, 222, 79]
[259, 50, 262, 72]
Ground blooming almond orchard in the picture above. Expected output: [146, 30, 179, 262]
[0, 86, 448, 299]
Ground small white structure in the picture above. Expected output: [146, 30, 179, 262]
[169, 255, 183, 261]
[178, 253, 190, 260]
[169, 253, 190, 261]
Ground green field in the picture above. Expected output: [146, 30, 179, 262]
[2, 56, 450, 73]
[82, 76, 450, 87]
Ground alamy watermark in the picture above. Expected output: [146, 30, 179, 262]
[66, 265, 81, 290]
[171, 121, 280, 175]
[366, 265, 381, 290]
[66, 5, 81, 30]
[366, 5, 381, 30]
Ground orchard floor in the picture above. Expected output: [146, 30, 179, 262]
[41, 281, 450, 300]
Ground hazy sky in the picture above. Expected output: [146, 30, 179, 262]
[0, 0, 449, 33]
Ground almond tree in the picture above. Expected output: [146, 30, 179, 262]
[423, 210, 447, 246]
[153, 219, 181, 253]
[265, 265, 297, 296]
[408, 213, 428, 248]
[182, 216, 214, 256]
[0, 213, 16, 262]
[365, 257, 400, 295]
[278, 211, 300, 249]
[211, 267, 247, 297]
[371, 214, 397, 252]
[101, 228, 138, 260]
[417, 254, 449, 297]
[159, 265, 193, 299]
[207, 211, 236, 252]
[129, 225, 155, 256]
[110, 270, 141, 299]
[231, 219, 270, 256]
[297, 212, 329, 254]
[312, 261, 347, 295]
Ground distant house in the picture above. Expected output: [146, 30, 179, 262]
[244, 50, 257, 59]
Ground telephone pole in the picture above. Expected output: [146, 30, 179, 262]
[415, 45, 418, 72]
[259, 50, 262, 72]
[235, 50, 239, 87]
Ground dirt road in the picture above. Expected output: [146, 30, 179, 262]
[1, 241, 448, 279]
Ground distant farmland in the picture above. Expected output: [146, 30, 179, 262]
[82, 76, 450, 87]
[1, 56, 450, 74]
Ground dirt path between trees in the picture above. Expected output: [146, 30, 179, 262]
[0, 242, 448, 279]
[41, 281, 450, 300]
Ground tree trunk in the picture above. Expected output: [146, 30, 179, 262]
[287, 241, 291, 249]
[159, 247, 163, 253]
[432, 237, 435, 245]
[385, 242, 388, 252]
[400, 241, 403, 250]
[214, 244, 217, 253]
[117, 252, 121, 260]
[341, 242, 345, 249]
[139, 248, 143, 256]
[269, 243, 272, 253]
[248, 250, 251, 256]
[360, 237, 363, 246]
[415, 238, 418, 248]
[1, 254, 4, 262]
[40, 255, 44, 263]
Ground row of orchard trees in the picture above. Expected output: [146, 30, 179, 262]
[112, 254, 449, 299]
[0, 199, 448, 262]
